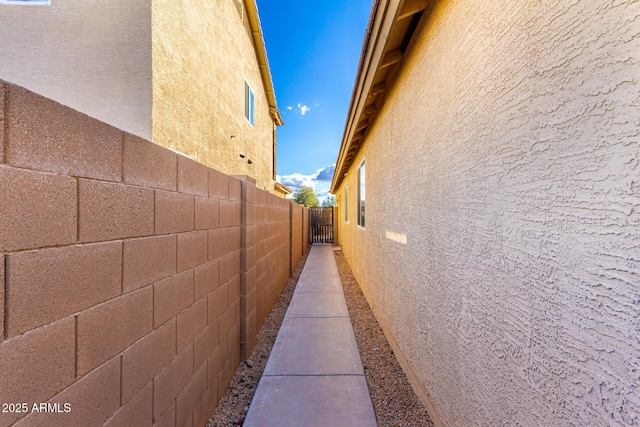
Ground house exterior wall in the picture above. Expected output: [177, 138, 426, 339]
[0, 81, 306, 426]
[152, 0, 278, 193]
[334, 1, 640, 426]
[0, 0, 279, 193]
[0, 0, 152, 140]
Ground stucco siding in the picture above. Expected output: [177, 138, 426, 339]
[152, 0, 276, 192]
[335, 1, 640, 426]
[0, 1, 152, 139]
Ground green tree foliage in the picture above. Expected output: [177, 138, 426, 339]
[321, 195, 336, 207]
[293, 185, 319, 207]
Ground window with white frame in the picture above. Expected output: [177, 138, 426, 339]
[244, 81, 254, 126]
[357, 160, 365, 227]
[344, 183, 349, 223]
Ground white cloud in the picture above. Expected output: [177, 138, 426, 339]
[315, 164, 335, 181]
[276, 164, 337, 204]
[276, 173, 316, 190]
[316, 189, 331, 198]
[285, 103, 311, 116]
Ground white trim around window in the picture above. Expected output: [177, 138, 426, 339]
[244, 80, 254, 126]
[344, 183, 349, 223]
[357, 160, 365, 228]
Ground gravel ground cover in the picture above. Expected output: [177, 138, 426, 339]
[207, 246, 433, 427]
[334, 248, 435, 427]
[207, 251, 309, 427]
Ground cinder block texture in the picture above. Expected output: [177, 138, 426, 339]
[154, 344, 194, 420]
[123, 235, 177, 293]
[228, 274, 241, 304]
[195, 196, 220, 230]
[15, 357, 121, 427]
[195, 260, 219, 300]
[0, 254, 3, 339]
[208, 342, 226, 389]
[218, 306, 236, 341]
[153, 402, 175, 427]
[154, 270, 194, 328]
[0, 82, 5, 163]
[208, 228, 229, 260]
[177, 230, 208, 272]
[177, 297, 207, 352]
[6, 242, 122, 337]
[229, 226, 241, 252]
[122, 318, 176, 404]
[156, 190, 195, 234]
[193, 382, 218, 427]
[76, 287, 153, 375]
[123, 133, 177, 190]
[178, 155, 209, 196]
[219, 252, 237, 284]
[0, 166, 76, 252]
[228, 176, 242, 201]
[176, 363, 207, 426]
[0, 81, 306, 427]
[0, 317, 75, 426]
[6, 84, 122, 181]
[78, 178, 154, 242]
[220, 200, 238, 228]
[104, 383, 153, 427]
[208, 284, 228, 325]
[208, 168, 229, 199]
[194, 322, 219, 371]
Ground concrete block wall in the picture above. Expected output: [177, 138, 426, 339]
[254, 192, 291, 329]
[239, 184, 295, 359]
[290, 203, 305, 276]
[0, 81, 308, 427]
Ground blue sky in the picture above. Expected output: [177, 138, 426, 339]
[256, 0, 372, 201]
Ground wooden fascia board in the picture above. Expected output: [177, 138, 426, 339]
[274, 182, 293, 194]
[380, 49, 403, 68]
[370, 82, 386, 96]
[356, 119, 369, 131]
[397, 0, 428, 20]
[331, 0, 403, 192]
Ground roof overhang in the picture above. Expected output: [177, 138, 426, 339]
[274, 182, 293, 195]
[330, 0, 434, 193]
[245, 0, 284, 126]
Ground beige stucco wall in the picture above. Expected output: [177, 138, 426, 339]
[0, 1, 152, 139]
[152, 0, 277, 193]
[335, 1, 640, 426]
[0, 0, 277, 192]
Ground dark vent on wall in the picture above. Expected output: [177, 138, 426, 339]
[400, 11, 423, 53]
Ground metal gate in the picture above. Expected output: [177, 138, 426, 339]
[310, 207, 334, 243]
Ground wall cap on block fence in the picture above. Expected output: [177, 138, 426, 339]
[0, 81, 311, 426]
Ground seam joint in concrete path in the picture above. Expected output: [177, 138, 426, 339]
[244, 244, 377, 427]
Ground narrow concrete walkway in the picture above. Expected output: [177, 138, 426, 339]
[244, 244, 378, 427]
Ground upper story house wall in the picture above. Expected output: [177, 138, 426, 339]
[332, 1, 640, 426]
[0, 0, 281, 193]
[0, 0, 153, 139]
[152, 0, 280, 193]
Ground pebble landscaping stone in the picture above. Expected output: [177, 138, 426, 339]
[207, 247, 434, 427]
